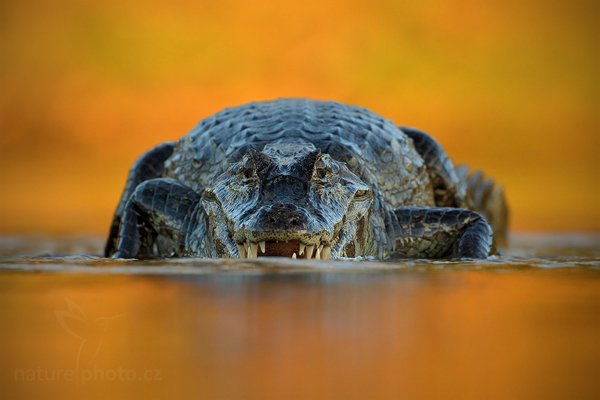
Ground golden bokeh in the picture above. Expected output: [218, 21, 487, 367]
[2, 269, 600, 400]
[1, 0, 598, 234]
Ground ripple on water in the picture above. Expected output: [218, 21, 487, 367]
[0, 233, 598, 274]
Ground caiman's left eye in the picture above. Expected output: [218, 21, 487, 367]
[203, 189, 219, 202]
[313, 155, 339, 182]
[354, 189, 371, 199]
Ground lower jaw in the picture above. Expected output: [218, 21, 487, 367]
[235, 239, 332, 260]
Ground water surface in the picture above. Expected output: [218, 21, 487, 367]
[1, 234, 599, 400]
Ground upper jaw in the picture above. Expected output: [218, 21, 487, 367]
[230, 206, 337, 259]
[232, 229, 334, 260]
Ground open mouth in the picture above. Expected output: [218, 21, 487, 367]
[235, 239, 331, 260]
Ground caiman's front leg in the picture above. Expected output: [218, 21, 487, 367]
[392, 207, 492, 259]
[105, 142, 176, 256]
[114, 178, 200, 259]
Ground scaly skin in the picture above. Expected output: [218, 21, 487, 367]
[106, 99, 508, 260]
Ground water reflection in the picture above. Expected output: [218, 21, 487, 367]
[0, 234, 599, 400]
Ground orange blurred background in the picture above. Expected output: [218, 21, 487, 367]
[0, 0, 598, 235]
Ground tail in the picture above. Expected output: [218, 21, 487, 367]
[456, 165, 509, 250]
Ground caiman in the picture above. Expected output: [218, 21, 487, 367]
[105, 99, 508, 260]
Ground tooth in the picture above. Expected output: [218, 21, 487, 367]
[315, 245, 323, 259]
[322, 246, 331, 260]
[292, 252, 297, 259]
[248, 242, 258, 259]
[259, 241, 266, 254]
[299, 243, 305, 255]
[306, 245, 314, 260]
[237, 244, 246, 259]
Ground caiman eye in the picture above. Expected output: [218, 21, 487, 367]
[203, 189, 219, 202]
[313, 155, 338, 182]
[239, 156, 256, 179]
[314, 166, 330, 180]
[354, 189, 371, 199]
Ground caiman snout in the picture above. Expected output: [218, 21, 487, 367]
[256, 203, 308, 231]
[235, 202, 333, 260]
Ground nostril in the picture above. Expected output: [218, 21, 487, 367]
[260, 204, 307, 229]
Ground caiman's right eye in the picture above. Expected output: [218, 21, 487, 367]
[314, 165, 330, 180]
[239, 156, 256, 179]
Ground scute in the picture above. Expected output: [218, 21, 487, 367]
[164, 99, 434, 208]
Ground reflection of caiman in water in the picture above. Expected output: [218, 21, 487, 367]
[105, 99, 508, 260]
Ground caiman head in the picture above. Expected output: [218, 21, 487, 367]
[201, 143, 374, 259]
